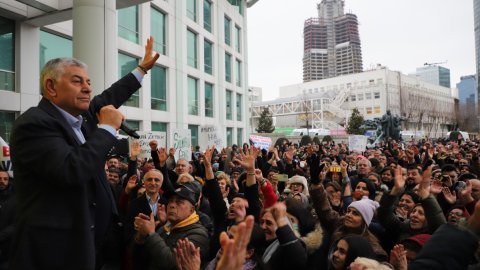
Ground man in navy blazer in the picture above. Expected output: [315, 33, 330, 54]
[9, 38, 159, 270]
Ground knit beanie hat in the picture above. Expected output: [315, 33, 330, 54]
[348, 196, 379, 226]
[288, 175, 310, 196]
[402, 234, 431, 247]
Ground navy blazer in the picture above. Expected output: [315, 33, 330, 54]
[9, 73, 141, 270]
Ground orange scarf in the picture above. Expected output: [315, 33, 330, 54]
[164, 211, 199, 233]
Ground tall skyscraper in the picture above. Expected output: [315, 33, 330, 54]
[474, 0, 480, 117]
[303, 0, 362, 82]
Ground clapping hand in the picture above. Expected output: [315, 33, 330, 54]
[175, 238, 201, 270]
[216, 216, 255, 270]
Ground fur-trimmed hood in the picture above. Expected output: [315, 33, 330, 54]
[300, 223, 324, 254]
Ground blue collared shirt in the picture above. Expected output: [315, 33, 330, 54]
[146, 193, 159, 217]
[51, 103, 87, 144]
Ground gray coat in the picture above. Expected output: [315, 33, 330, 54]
[144, 221, 209, 270]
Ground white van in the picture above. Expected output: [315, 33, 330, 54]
[308, 128, 330, 137]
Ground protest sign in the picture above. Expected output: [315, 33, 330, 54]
[171, 129, 192, 161]
[0, 136, 12, 177]
[249, 135, 272, 150]
[128, 131, 167, 160]
[348, 135, 368, 152]
[199, 125, 225, 149]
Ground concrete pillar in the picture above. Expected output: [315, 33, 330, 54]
[72, 0, 117, 94]
[17, 22, 41, 113]
[174, 0, 185, 129]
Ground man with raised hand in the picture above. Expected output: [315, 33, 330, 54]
[9, 38, 159, 270]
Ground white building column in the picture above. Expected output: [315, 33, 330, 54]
[72, 0, 117, 94]
[17, 22, 41, 113]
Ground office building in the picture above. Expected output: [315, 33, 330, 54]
[457, 74, 478, 131]
[474, 0, 480, 116]
[252, 66, 456, 138]
[0, 0, 257, 148]
[411, 64, 451, 88]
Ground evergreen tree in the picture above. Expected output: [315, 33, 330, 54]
[256, 107, 275, 133]
[347, 108, 365, 135]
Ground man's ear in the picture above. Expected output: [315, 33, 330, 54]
[44, 79, 57, 97]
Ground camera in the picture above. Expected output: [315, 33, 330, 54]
[440, 175, 450, 182]
[455, 181, 466, 192]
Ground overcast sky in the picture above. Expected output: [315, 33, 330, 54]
[247, 0, 476, 101]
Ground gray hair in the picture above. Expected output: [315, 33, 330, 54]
[40, 57, 88, 96]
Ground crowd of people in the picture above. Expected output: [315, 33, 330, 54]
[4, 135, 480, 269]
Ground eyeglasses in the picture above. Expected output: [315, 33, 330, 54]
[448, 211, 463, 217]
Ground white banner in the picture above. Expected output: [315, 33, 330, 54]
[171, 129, 192, 161]
[199, 125, 225, 150]
[249, 135, 272, 150]
[348, 135, 368, 152]
[129, 131, 167, 160]
[0, 136, 13, 177]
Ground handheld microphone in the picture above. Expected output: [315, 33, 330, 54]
[120, 121, 140, 139]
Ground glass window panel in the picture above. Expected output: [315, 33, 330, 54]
[188, 124, 199, 148]
[187, 30, 197, 68]
[0, 111, 15, 144]
[235, 26, 241, 53]
[118, 53, 139, 107]
[151, 65, 167, 111]
[203, 0, 212, 32]
[39, 31, 72, 71]
[237, 127, 243, 145]
[374, 92, 380, 99]
[227, 0, 243, 15]
[358, 93, 364, 101]
[205, 82, 214, 117]
[235, 59, 241, 86]
[120, 120, 140, 136]
[151, 8, 166, 55]
[204, 39, 213, 75]
[187, 0, 197, 21]
[226, 90, 232, 120]
[224, 16, 231, 45]
[118, 5, 139, 43]
[0, 17, 15, 92]
[152, 121, 167, 132]
[365, 92, 372, 100]
[225, 53, 231, 82]
[236, 93, 242, 121]
[226, 127, 233, 146]
[188, 77, 198, 115]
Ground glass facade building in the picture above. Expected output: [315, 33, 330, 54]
[0, 0, 250, 147]
[0, 17, 15, 92]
